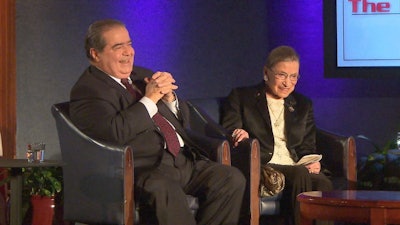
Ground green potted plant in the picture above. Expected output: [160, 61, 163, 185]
[22, 166, 62, 225]
[0, 168, 9, 224]
[357, 135, 400, 190]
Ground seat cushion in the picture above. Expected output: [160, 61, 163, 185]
[260, 192, 282, 215]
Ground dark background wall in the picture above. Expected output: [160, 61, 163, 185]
[16, 0, 400, 160]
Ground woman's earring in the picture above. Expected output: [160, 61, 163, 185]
[264, 75, 268, 82]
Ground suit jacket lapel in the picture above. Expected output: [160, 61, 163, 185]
[157, 102, 186, 134]
[283, 94, 297, 131]
[284, 94, 298, 152]
[132, 78, 146, 97]
[254, 84, 272, 128]
[90, 66, 136, 102]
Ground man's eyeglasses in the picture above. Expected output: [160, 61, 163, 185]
[270, 70, 300, 82]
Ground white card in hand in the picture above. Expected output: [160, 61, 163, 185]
[295, 154, 322, 165]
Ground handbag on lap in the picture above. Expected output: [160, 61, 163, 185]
[259, 165, 285, 197]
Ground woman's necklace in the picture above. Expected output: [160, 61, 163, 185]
[267, 98, 284, 127]
[269, 106, 284, 127]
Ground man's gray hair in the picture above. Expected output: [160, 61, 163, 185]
[84, 19, 126, 60]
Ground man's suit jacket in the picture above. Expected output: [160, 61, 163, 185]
[70, 65, 207, 171]
[221, 82, 317, 164]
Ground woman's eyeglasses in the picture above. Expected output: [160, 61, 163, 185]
[269, 69, 300, 82]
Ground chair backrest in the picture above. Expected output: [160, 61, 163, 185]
[316, 128, 357, 189]
[187, 97, 226, 123]
[52, 102, 133, 225]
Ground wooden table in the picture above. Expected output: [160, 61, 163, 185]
[0, 158, 63, 225]
[297, 190, 400, 225]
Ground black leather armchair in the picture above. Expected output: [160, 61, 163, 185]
[187, 97, 357, 225]
[51, 102, 231, 225]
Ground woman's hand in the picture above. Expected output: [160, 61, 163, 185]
[231, 128, 249, 147]
[305, 161, 321, 174]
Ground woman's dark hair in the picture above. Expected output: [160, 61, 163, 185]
[264, 45, 300, 69]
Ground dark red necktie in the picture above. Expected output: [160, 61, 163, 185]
[121, 78, 142, 99]
[121, 78, 181, 157]
[152, 113, 181, 156]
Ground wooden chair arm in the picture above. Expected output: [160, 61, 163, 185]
[231, 138, 260, 225]
[124, 147, 134, 225]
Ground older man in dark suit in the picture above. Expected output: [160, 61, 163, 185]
[70, 19, 245, 225]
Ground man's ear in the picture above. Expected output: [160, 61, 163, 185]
[89, 48, 100, 62]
